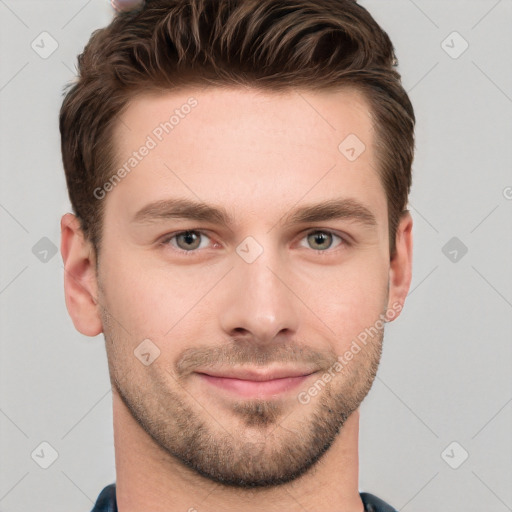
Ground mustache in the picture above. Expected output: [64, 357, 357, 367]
[174, 337, 338, 377]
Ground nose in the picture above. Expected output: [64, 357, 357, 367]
[217, 239, 300, 345]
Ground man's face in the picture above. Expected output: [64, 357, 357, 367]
[90, 86, 408, 488]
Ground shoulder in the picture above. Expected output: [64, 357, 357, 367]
[360, 491, 398, 512]
[90, 483, 117, 512]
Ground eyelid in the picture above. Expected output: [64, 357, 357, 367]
[159, 228, 351, 254]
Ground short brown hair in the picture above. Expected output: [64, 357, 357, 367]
[60, 0, 415, 257]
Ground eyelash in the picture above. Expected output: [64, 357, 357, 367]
[159, 229, 350, 256]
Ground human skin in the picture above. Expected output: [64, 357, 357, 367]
[61, 86, 413, 512]
[111, 0, 144, 12]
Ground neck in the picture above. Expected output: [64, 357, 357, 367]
[112, 389, 364, 512]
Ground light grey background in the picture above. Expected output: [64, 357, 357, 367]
[1, 0, 511, 511]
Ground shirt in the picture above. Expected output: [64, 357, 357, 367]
[90, 482, 398, 511]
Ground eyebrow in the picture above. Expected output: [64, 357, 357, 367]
[131, 197, 378, 229]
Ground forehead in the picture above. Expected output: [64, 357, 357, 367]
[114, 85, 374, 147]
[106, 85, 386, 228]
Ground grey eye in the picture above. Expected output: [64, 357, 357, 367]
[302, 231, 343, 251]
[171, 231, 209, 251]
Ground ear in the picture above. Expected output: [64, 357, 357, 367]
[386, 211, 413, 321]
[60, 213, 103, 337]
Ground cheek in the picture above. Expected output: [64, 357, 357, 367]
[304, 253, 389, 347]
[99, 247, 215, 340]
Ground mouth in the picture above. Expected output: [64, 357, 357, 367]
[195, 367, 317, 398]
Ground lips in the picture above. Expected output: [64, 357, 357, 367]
[196, 366, 317, 381]
[195, 366, 318, 398]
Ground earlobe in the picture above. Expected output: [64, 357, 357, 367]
[60, 213, 103, 337]
[386, 212, 413, 321]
